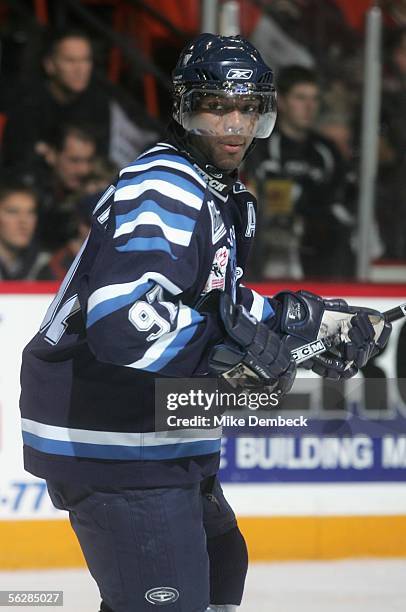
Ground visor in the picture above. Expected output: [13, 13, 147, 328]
[179, 84, 277, 139]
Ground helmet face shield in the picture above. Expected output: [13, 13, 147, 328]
[177, 83, 277, 139]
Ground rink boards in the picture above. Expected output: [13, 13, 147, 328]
[1, 282, 406, 568]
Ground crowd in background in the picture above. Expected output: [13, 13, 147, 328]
[0, 0, 404, 282]
[0, 24, 156, 281]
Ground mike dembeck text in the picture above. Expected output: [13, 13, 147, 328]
[166, 415, 308, 428]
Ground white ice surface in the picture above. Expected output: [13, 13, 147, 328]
[0, 559, 405, 611]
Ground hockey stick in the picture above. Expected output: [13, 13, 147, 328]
[292, 302, 406, 365]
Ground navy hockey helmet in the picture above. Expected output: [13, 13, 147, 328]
[172, 33, 277, 138]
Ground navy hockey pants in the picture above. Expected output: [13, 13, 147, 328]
[46, 476, 247, 612]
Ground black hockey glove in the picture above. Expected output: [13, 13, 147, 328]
[207, 292, 296, 396]
[270, 291, 392, 379]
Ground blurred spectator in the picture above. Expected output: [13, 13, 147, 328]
[39, 193, 94, 281]
[80, 157, 117, 195]
[39, 158, 117, 281]
[0, 180, 49, 280]
[1, 27, 110, 169]
[21, 123, 98, 251]
[377, 27, 406, 259]
[249, 0, 359, 79]
[244, 65, 354, 280]
[381, 28, 406, 160]
[322, 75, 358, 118]
[317, 112, 353, 160]
[317, 112, 384, 267]
[250, 2, 315, 74]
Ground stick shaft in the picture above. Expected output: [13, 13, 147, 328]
[383, 303, 406, 323]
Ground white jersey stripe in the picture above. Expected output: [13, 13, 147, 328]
[115, 180, 203, 211]
[138, 143, 175, 157]
[92, 184, 116, 214]
[250, 291, 265, 321]
[121, 158, 206, 189]
[88, 272, 182, 313]
[22, 418, 222, 446]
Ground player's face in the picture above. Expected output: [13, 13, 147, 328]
[189, 95, 259, 170]
[279, 83, 320, 131]
[46, 37, 93, 94]
[54, 135, 96, 191]
[0, 192, 37, 250]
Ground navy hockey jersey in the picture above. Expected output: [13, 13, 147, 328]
[20, 142, 275, 487]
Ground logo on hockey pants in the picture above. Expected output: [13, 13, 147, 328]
[145, 587, 180, 605]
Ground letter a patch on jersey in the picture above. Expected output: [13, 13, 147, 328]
[245, 201, 256, 237]
[207, 199, 226, 244]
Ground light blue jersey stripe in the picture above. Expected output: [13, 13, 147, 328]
[143, 311, 203, 372]
[117, 170, 205, 201]
[115, 200, 196, 233]
[116, 237, 177, 259]
[87, 280, 152, 327]
[23, 431, 221, 460]
[262, 299, 274, 322]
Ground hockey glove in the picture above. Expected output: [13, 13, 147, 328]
[208, 292, 296, 395]
[270, 290, 392, 379]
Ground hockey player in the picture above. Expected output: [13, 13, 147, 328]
[20, 34, 391, 612]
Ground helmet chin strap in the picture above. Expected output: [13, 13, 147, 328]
[167, 120, 242, 197]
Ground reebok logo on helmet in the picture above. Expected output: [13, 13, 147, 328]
[226, 68, 253, 79]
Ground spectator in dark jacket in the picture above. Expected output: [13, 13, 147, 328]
[41, 193, 94, 282]
[41, 159, 117, 280]
[378, 27, 406, 258]
[20, 123, 98, 251]
[2, 27, 111, 169]
[244, 65, 354, 280]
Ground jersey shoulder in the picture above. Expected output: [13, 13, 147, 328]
[115, 142, 208, 216]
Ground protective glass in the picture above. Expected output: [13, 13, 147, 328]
[179, 85, 277, 138]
